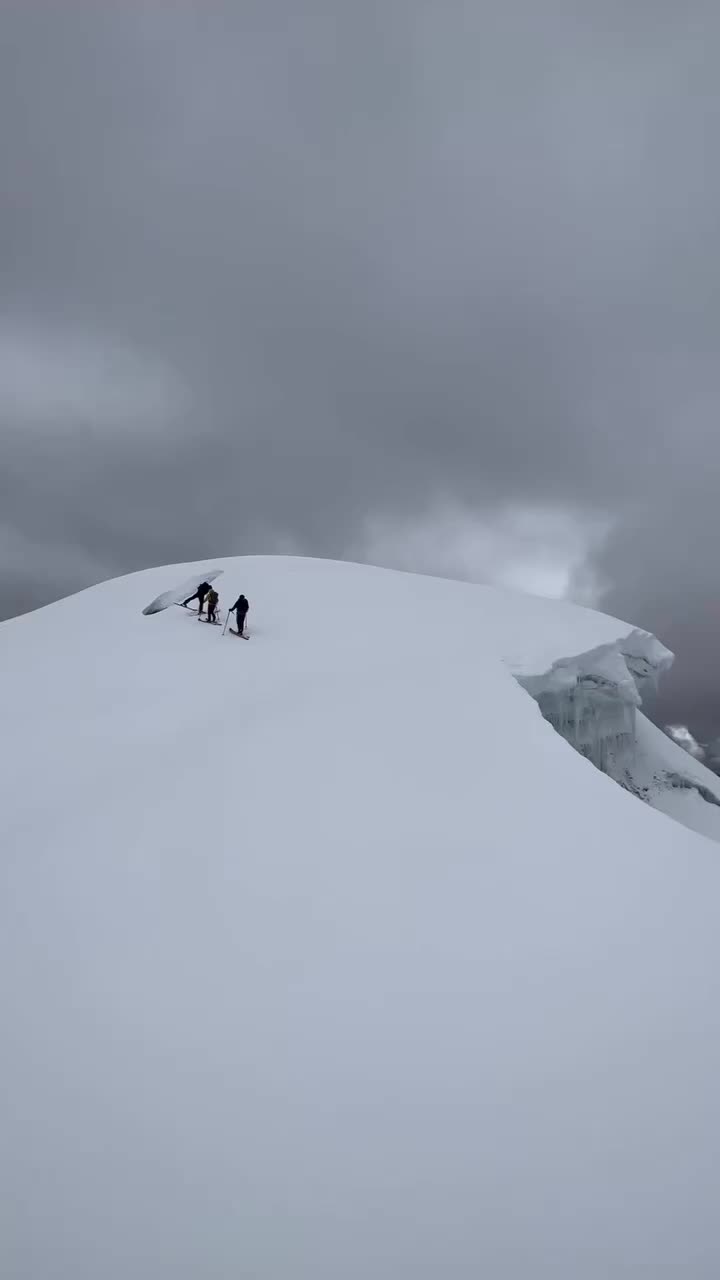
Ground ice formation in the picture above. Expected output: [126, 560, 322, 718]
[519, 629, 674, 774]
[518, 626, 720, 824]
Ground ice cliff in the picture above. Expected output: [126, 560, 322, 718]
[517, 630, 720, 820]
[519, 630, 673, 771]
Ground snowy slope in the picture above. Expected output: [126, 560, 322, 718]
[2, 556, 720, 1280]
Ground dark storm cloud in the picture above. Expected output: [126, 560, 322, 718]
[597, 479, 720, 741]
[2, 0, 720, 729]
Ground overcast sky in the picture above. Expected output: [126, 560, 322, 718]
[2, 1, 719, 732]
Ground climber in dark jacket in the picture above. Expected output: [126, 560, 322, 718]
[182, 581, 212, 614]
[231, 594, 249, 636]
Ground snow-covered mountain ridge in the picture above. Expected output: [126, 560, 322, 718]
[2, 555, 720, 1279]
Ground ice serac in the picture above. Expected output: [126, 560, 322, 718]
[519, 629, 674, 773]
[518, 628, 720, 827]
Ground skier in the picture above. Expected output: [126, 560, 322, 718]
[182, 581, 212, 615]
[230, 593, 249, 636]
[205, 587, 220, 624]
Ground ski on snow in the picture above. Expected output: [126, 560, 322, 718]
[174, 602, 247, 635]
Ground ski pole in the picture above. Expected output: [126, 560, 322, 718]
[222, 607, 231, 637]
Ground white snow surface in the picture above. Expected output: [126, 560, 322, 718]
[2, 555, 720, 1279]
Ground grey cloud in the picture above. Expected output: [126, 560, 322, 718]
[595, 474, 720, 741]
[1, 1, 720, 733]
